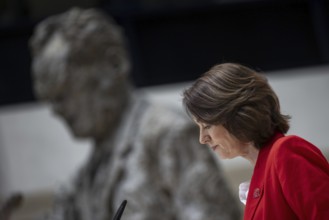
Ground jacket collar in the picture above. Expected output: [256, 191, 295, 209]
[244, 131, 284, 220]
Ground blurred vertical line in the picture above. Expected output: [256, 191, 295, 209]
[0, 121, 8, 200]
[309, 0, 329, 63]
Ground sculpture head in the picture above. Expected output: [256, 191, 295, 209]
[30, 8, 132, 140]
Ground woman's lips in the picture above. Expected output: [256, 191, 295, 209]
[211, 145, 218, 151]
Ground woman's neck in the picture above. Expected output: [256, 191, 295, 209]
[242, 143, 259, 166]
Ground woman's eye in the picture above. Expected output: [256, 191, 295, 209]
[204, 125, 211, 129]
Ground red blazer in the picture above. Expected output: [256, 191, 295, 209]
[244, 132, 329, 220]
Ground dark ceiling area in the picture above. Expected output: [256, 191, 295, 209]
[0, 0, 329, 106]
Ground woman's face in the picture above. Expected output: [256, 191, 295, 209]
[194, 120, 248, 159]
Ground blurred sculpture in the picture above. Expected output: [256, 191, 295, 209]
[30, 7, 241, 220]
[0, 193, 23, 220]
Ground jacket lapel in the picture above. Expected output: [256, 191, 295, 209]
[244, 168, 265, 219]
[244, 132, 284, 220]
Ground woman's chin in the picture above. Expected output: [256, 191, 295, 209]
[216, 151, 236, 160]
[216, 151, 230, 159]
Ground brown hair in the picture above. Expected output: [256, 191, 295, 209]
[182, 63, 290, 149]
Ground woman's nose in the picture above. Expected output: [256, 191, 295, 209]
[199, 130, 208, 144]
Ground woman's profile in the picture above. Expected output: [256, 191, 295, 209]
[183, 62, 329, 220]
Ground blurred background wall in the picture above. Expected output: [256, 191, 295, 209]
[0, 0, 329, 106]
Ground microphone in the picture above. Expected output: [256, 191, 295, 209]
[112, 200, 127, 220]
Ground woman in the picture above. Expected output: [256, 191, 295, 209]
[182, 63, 329, 220]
